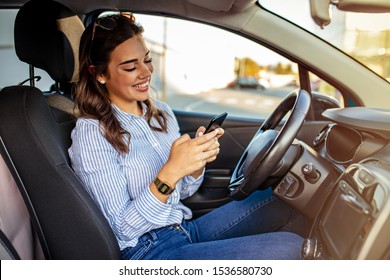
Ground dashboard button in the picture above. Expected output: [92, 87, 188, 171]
[358, 169, 375, 185]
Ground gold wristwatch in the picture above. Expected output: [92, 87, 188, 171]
[154, 177, 174, 195]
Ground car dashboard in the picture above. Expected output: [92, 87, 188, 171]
[302, 107, 390, 259]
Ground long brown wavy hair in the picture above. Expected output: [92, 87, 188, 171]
[73, 13, 167, 154]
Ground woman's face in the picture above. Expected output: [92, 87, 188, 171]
[98, 34, 153, 115]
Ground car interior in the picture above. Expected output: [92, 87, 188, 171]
[0, 0, 389, 260]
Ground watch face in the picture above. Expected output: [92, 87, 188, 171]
[159, 183, 171, 194]
[154, 177, 172, 195]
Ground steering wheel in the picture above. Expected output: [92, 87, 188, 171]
[228, 89, 311, 200]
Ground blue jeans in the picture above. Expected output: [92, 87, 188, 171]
[121, 188, 305, 260]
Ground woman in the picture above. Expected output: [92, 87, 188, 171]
[69, 13, 305, 260]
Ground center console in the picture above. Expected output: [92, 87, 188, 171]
[302, 160, 390, 259]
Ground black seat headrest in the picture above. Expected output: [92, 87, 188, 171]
[14, 0, 84, 83]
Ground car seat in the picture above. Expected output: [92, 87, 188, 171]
[0, 0, 121, 259]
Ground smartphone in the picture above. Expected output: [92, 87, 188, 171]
[205, 112, 228, 134]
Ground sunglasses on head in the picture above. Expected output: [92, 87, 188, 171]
[89, 12, 136, 63]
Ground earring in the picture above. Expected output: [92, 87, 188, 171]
[99, 80, 106, 85]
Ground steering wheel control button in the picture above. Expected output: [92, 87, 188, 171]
[302, 163, 320, 183]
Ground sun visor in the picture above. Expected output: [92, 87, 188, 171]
[310, 0, 331, 29]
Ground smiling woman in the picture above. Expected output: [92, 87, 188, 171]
[1, 0, 390, 268]
[68, 11, 308, 260]
[74, 13, 164, 153]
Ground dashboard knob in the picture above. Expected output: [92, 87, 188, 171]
[302, 163, 320, 183]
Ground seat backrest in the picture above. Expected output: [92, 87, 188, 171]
[0, 0, 120, 259]
[15, 0, 83, 161]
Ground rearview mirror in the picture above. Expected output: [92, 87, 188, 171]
[337, 0, 390, 13]
[310, 0, 390, 28]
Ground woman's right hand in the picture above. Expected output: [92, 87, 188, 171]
[159, 129, 220, 187]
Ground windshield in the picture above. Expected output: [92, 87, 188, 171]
[259, 0, 390, 81]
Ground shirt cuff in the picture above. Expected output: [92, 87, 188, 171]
[183, 168, 205, 184]
[133, 185, 173, 226]
[180, 168, 205, 198]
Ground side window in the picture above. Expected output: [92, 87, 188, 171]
[137, 14, 343, 120]
[0, 10, 54, 91]
[309, 72, 343, 106]
[137, 14, 298, 119]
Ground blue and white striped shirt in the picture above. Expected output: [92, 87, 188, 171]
[68, 100, 204, 250]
